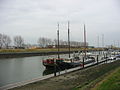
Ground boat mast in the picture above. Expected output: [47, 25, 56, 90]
[57, 23, 60, 59]
[84, 24, 86, 62]
[68, 21, 70, 58]
[97, 35, 99, 48]
[102, 34, 104, 47]
[54, 23, 59, 77]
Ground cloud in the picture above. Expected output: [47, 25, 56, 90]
[0, 0, 120, 46]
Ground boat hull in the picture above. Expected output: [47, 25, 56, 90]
[43, 61, 81, 69]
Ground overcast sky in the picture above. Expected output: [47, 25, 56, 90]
[0, 0, 120, 46]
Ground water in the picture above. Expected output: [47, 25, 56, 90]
[0, 54, 69, 87]
[0, 51, 111, 87]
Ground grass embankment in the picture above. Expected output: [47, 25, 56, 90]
[91, 67, 120, 90]
[0, 48, 57, 53]
[0, 48, 78, 53]
[0, 48, 82, 58]
[0, 48, 104, 53]
[10, 60, 120, 90]
[76, 62, 120, 90]
[0, 48, 86, 58]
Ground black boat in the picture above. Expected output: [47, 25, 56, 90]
[43, 22, 82, 69]
[43, 58, 66, 69]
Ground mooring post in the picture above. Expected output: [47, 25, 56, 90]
[103, 51, 105, 58]
[83, 57, 84, 68]
[109, 51, 111, 57]
[97, 55, 99, 64]
[106, 53, 108, 63]
[114, 51, 115, 56]
[54, 59, 56, 76]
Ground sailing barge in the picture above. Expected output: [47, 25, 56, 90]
[42, 55, 95, 69]
[42, 22, 82, 69]
[42, 22, 95, 69]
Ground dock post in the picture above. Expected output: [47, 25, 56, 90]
[54, 59, 56, 76]
[114, 51, 115, 56]
[97, 55, 99, 64]
[83, 57, 84, 68]
[106, 53, 108, 63]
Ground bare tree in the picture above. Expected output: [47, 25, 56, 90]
[38, 37, 46, 47]
[37, 37, 88, 48]
[59, 40, 64, 45]
[38, 37, 53, 47]
[47, 38, 53, 45]
[0, 33, 3, 48]
[2, 34, 11, 49]
[14, 36, 24, 48]
[63, 41, 67, 45]
[54, 39, 58, 45]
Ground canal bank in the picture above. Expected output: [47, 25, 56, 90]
[0, 51, 78, 58]
[0, 54, 71, 88]
[9, 60, 120, 90]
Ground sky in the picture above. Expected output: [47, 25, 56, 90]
[0, 0, 120, 47]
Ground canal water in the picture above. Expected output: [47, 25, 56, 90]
[0, 54, 70, 87]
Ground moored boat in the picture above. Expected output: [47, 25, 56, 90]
[84, 56, 95, 64]
[43, 58, 65, 69]
[42, 55, 82, 69]
[80, 56, 96, 66]
[63, 53, 82, 68]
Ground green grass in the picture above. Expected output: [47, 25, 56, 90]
[93, 67, 120, 90]
[74, 61, 120, 90]
[0, 48, 82, 53]
[0, 48, 105, 53]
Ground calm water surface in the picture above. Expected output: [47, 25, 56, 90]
[0, 54, 69, 87]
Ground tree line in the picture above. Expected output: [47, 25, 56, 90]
[37, 37, 88, 48]
[0, 33, 88, 49]
[0, 33, 24, 49]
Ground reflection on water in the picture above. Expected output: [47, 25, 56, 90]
[43, 67, 69, 76]
[43, 69, 56, 76]
[0, 54, 70, 87]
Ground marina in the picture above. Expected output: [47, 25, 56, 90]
[0, 50, 120, 89]
[0, 0, 120, 89]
